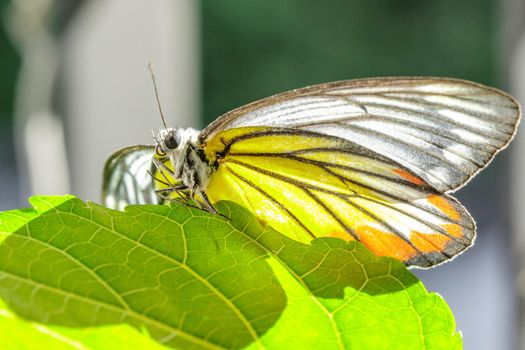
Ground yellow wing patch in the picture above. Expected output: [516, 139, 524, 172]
[200, 127, 475, 268]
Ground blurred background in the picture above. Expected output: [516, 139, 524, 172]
[0, 0, 524, 348]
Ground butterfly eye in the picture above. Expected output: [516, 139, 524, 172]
[164, 130, 180, 150]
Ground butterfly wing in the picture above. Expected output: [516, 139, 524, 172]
[102, 145, 158, 210]
[198, 77, 520, 268]
[203, 127, 475, 268]
[102, 78, 520, 267]
[200, 77, 521, 193]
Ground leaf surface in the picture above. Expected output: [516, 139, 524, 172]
[0, 196, 462, 349]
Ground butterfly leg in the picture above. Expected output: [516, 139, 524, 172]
[155, 185, 188, 199]
[152, 158, 178, 179]
[193, 191, 229, 219]
[198, 191, 218, 214]
[163, 189, 218, 214]
[156, 188, 206, 213]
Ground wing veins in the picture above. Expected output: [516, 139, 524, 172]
[225, 166, 316, 239]
[227, 159, 361, 240]
[222, 129, 345, 155]
[256, 100, 350, 120]
[302, 92, 514, 141]
[227, 158, 351, 196]
[341, 121, 485, 169]
[223, 129, 402, 166]
[115, 164, 135, 204]
[294, 111, 494, 167]
[338, 195, 443, 262]
[315, 162, 470, 229]
[313, 161, 473, 240]
[227, 155, 471, 233]
[229, 151, 431, 191]
[347, 194, 470, 245]
[301, 189, 359, 240]
[339, 123, 473, 178]
[326, 89, 516, 109]
[378, 90, 517, 108]
[364, 95, 517, 126]
[334, 113, 497, 158]
[226, 158, 461, 255]
[336, 97, 515, 140]
[224, 127, 478, 189]
[324, 89, 518, 126]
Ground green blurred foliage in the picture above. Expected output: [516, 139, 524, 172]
[0, 0, 19, 125]
[201, 0, 495, 124]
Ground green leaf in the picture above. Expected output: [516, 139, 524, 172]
[0, 298, 166, 350]
[0, 196, 462, 349]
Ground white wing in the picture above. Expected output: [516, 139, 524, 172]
[200, 77, 521, 193]
[102, 145, 157, 210]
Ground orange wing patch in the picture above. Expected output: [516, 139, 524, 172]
[356, 226, 417, 262]
[441, 223, 463, 238]
[427, 194, 461, 220]
[410, 231, 453, 254]
[356, 224, 469, 267]
[392, 168, 425, 186]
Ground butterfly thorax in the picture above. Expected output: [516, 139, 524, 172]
[154, 127, 215, 211]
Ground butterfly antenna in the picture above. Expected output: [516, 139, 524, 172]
[148, 62, 168, 129]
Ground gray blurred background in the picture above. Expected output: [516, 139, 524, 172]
[0, 1, 524, 348]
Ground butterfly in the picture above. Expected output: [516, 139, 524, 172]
[103, 77, 521, 268]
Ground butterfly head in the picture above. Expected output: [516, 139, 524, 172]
[152, 126, 210, 197]
[154, 127, 200, 157]
[154, 128, 180, 157]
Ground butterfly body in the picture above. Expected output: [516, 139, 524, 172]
[153, 127, 216, 211]
[103, 77, 521, 268]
